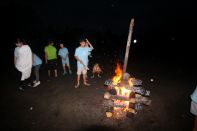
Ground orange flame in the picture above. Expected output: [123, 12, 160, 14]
[112, 64, 123, 85]
[112, 64, 134, 114]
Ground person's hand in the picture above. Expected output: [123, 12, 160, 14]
[85, 38, 89, 43]
[79, 61, 83, 65]
[84, 66, 89, 70]
[63, 58, 67, 61]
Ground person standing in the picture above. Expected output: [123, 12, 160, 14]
[14, 38, 32, 90]
[74, 39, 94, 88]
[191, 86, 197, 131]
[44, 41, 58, 80]
[58, 43, 72, 75]
[32, 53, 42, 87]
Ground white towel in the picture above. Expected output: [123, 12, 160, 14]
[15, 45, 32, 80]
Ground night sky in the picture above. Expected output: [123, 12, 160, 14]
[0, 0, 196, 66]
[1, 0, 195, 35]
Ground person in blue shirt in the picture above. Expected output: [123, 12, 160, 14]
[191, 86, 197, 131]
[32, 53, 42, 87]
[74, 39, 94, 88]
[58, 43, 72, 75]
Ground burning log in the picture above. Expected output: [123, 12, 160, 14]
[128, 86, 151, 96]
[104, 80, 150, 96]
[104, 92, 135, 103]
[104, 77, 142, 87]
[104, 92, 151, 106]
[135, 95, 152, 106]
[106, 112, 113, 118]
[103, 99, 127, 108]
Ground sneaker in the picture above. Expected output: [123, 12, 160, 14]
[63, 72, 67, 75]
[27, 83, 33, 87]
[32, 80, 37, 84]
[33, 81, 40, 87]
[18, 86, 24, 91]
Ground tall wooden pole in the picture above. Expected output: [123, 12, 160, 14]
[123, 18, 134, 74]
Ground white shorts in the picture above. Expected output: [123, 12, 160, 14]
[62, 58, 70, 67]
[77, 67, 87, 75]
[191, 101, 197, 116]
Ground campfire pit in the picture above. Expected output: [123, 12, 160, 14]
[103, 64, 151, 119]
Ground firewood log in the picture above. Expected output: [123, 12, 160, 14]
[104, 92, 151, 105]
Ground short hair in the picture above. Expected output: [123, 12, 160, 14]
[79, 39, 86, 43]
[16, 38, 26, 45]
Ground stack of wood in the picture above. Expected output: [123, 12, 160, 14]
[103, 73, 151, 118]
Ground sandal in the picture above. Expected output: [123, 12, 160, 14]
[84, 83, 90, 86]
[75, 84, 79, 88]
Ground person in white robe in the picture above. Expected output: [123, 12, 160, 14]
[14, 39, 32, 90]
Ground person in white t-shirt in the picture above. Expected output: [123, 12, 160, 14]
[74, 39, 94, 88]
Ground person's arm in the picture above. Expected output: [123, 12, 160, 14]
[44, 47, 48, 64]
[45, 53, 48, 64]
[66, 48, 69, 59]
[67, 53, 69, 59]
[75, 56, 85, 66]
[86, 38, 94, 50]
[58, 50, 63, 59]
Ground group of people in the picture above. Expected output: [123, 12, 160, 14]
[14, 38, 197, 130]
[14, 38, 101, 90]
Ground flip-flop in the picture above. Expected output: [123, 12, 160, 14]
[84, 83, 90, 86]
[75, 84, 79, 88]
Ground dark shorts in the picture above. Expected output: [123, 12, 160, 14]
[47, 59, 57, 70]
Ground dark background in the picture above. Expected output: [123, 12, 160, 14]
[1, 0, 196, 59]
[0, 1, 197, 131]
[0, 0, 196, 82]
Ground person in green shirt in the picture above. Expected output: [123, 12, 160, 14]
[44, 41, 58, 80]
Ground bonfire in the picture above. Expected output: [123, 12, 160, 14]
[103, 18, 151, 119]
[104, 64, 151, 119]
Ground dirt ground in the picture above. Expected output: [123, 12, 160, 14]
[1, 56, 196, 131]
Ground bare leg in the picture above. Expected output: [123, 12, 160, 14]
[85, 73, 88, 79]
[54, 69, 58, 77]
[66, 65, 72, 74]
[83, 73, 90, 86]
[91, 73, 94, 78]
[98, 73, 101, 78]
[63, 65, 66, 75]
[75, 75, 80, 88]
[34, 65, 41, 82]
[48, 70, 51, 78]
